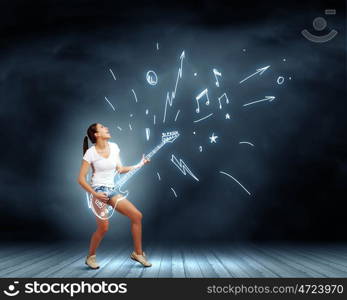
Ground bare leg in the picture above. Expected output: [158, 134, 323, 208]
[109, 196, 143, 255]
[88, 213, 109, 256]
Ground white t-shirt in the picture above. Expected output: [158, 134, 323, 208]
[83, 142, 122, 187]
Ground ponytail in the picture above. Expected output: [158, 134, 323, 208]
[83, 123, 98, 155]
[83, 136, 89, 155]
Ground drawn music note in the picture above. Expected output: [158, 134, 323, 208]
[218, 92, 230, 109]
[213, 68, 222, 87]
[195, 88, 210, 113]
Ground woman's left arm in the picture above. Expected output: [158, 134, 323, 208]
[116, 154, 150, 174]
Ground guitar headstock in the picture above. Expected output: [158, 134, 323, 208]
[162, 131, 180, 143]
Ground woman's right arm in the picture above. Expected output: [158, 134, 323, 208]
[77, 160, 109, 202]
[77, 160, 95, 195]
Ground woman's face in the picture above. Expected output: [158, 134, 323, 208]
[95, 123, 111, 140]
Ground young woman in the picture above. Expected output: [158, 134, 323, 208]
[78, 123, 152, 268]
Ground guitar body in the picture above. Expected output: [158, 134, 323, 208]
[86, 131, 179, 220]
[87, 185, 129, 220]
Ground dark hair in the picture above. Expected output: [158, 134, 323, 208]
[83, 123, 98, 155]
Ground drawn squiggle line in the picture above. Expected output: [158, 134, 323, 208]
[174, 110, 180, 122]
[163, 51, 185, 123]
[131, 89, 138, 103]
[157, 172, 161, 181]
[170, 187, 177, 197]
[104, 97, 115, 111]
[239, 141, 255, 147]
[109, 69, 116, 80]
[219, 171, 251, 196]
[193, 113, 213, 123]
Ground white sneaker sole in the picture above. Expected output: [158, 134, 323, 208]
[85, 261, 100, 269]
[130, 254, 152, 267]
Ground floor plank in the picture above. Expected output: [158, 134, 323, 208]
[247, 243, 311, 277]
[256, 244, 329, 277]
[211, 245, 250, 277]
[1, 242, 347, 278]
[191, 246, 218, 278]
[0, 244, 50, 271]
[141, 243, 164, 278]
[171, 245, 185, 278]
[200, 246, 231, 278]
[181, 245, 203, 278]
[0, 246, 62, 277]
[158, 244, 172, 278]
[280, 245, 347, 277]
[11, 245, 78, 278]
[233, 244, 279, 277]
[300, 247, 347, 269]
[94, 245, 129, 278]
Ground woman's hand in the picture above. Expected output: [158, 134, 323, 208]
[141, 154, 150, 165]
[134, 154, 150, 169]
[93, 192, 110, 203]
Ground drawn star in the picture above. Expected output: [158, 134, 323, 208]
[209, 133, 218, 143]
[225, 113, 230, 119]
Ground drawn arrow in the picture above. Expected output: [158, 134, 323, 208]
[243, 96, 276, 107]
[163, 50, 185, 123]
[239, 65, 270, 84]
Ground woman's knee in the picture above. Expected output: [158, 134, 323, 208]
[96, 223, 109, 235]
[131, 210, 143, 223]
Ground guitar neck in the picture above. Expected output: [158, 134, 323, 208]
[115, 141, 165, 188]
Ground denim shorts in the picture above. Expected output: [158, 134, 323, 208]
[93, 185, 118, 199]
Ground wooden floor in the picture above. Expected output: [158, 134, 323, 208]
[1, 242, 347, 278]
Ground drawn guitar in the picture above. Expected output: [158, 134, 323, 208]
[87, 131, 180, 220]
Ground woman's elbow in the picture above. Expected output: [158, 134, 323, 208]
[77, 176, 84, 185]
